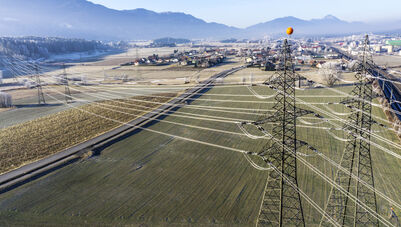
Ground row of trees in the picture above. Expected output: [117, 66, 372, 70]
[151, 37, 191, 47]
[0, 37, 117, 60]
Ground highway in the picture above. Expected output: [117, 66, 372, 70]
[330, 46, 401, 121]
[0, 65, 247, 193]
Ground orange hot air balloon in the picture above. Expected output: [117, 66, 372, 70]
[286, 27, 294, 35]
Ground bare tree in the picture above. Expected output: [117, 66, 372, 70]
[319, 63, 343, 87]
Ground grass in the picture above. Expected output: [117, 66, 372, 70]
[0, 86, 185, 129]
[0, 80, 400, 226]
[0, 93, 176, 174]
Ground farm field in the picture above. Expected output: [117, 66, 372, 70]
[0, 93, 176, 174]
[224, 67, 276, 85]
[0, 85, 187, 129]
[373, 55, 401, 67]
[227, 67, 358, 86]
[86, 46, 202, 67]
[17, 48, 244, 86]
[0, 50, 244, 129]
[91, 57, 242, 84]
[3, 2, 401, 226]
[0, 75, 400, 226]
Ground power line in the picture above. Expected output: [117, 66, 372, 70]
[322, 35, 379, 227]
[34, 66, 46, 105]
[6, 63, 396, 226]
[239, 115, 392, 226]
[3, 41, 400, 226]
[62, 64, 72, 103]
[4, 54, 401, 159]
[244, 39, 310, 227]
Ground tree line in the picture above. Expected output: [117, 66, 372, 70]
[0, 37, 127, 60]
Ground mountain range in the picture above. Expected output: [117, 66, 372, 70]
[1, 0, 400, 40]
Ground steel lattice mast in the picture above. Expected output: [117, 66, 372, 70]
[62, 64, 72, 103]
[321, 35, 379, 227]
[244, 39, 317, 226]
[35, 66, 46, 105]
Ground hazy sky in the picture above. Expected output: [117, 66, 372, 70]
[89, 0, 401, 28]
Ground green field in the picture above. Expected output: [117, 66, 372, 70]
[0, 78, 400, 226]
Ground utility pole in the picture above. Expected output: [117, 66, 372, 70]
[321, 35, 379, 227]
[62, 64, 72, 103]
[242, 39, 317, 226]
[35, 66, 46, 105]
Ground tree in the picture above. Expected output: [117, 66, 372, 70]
[319, 63, 343, 87]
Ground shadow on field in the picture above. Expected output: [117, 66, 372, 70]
[331, 83, 358, 88]
[15, 103, 64, 108]
[0, 158, 80, 194]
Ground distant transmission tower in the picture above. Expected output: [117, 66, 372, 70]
[35, 66, 46, 105]
[135, 48, 143, 81]
[62, 64, 72, 103]
[321, 35, 379, 227]
[242, 39, 317, 226]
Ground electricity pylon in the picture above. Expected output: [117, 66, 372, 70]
[242, 39, 316, 226]
[321, 35, 379, 227]
[62, 64, 72, 103]
[35, 66, 46, 105]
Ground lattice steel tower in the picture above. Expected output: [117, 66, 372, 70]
[242, 39, 317, 226]
[62, 64, 72, 103]
[35, 66, 46, 105]
[321, 35, 379, 227]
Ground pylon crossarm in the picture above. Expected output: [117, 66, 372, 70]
[295, 108, 317, 118]
[252, 113, 282, 125]
[294, 73, 308, 81]
[263, 71, 281, 85]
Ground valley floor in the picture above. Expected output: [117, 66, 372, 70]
[1, 78, 400, 226]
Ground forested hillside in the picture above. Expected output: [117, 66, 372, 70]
[0, 37, 117, 60]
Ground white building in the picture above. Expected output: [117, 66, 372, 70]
[383, 45, 393, 53]
[373, 45, 382, 53]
